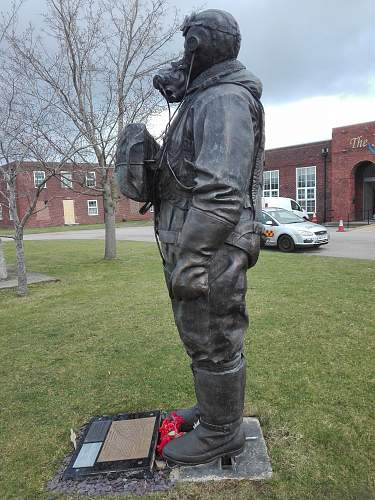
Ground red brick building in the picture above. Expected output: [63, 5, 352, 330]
[265, 120, 375, 222]
[0, 162, 152, 228]
[1, 120, 374, 228]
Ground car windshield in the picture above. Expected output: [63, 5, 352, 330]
[265, 208, 304, 224]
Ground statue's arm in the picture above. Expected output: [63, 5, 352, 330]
[172, 90, 255, 301]
[191, 91, 254, 225]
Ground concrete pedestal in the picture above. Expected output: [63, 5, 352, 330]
[169, 417, 272, 482]
[0, 271, 58, 289]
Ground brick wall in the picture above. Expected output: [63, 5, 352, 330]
[331, 121, 375, 221]
[118, 197, 153, 222]
[264, 121, 375, 223]
[265, 140, 332, 222]
[2, 125, 375, 229]
[0, 162, 153, 228]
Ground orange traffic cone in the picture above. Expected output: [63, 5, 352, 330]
[312, 212, 318, 224]
[337, 219, 345, 232]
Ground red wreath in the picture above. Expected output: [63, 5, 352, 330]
[156, 412, 185, 456]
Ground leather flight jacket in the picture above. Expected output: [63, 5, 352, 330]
[155, 59, 265, 266]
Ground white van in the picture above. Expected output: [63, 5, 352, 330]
[262, 197, 309, 220]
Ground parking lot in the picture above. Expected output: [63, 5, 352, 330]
[24, 224, 375, 260]
[294, 225, 375, 260]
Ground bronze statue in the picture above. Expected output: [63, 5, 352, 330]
[116, 8, 265, 466]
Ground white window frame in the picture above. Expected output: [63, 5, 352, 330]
[263, 170, 279, 198]
[296, 166, 316, 214]
[87, 199, 98, 216]
[60, 171, 73, 188]
[0, 204, 2, 220]
[34, 170, 46, 188]
[85, 171, 96, 188]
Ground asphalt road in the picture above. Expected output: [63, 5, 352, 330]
[296, 225, 375, 260]
[24, 224, 375, 260]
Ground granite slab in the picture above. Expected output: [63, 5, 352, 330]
[84, 420, 111, 443]
[73, 443, 102, 468]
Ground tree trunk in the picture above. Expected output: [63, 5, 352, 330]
[0, 239, 8, 280]
[15, 228, 28, 296]
[103, 177, 117, 260]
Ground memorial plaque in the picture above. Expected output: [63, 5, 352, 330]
[84, 420, 111, 443]
[73, 443, 102, 468]
[97, 417, 156, 462]
[63, 411, 160, 480]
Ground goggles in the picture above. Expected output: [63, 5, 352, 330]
[180, 13, 239, 37]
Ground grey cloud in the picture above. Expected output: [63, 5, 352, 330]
[170, 0, 375, 104]
[4, 0, 375, 104]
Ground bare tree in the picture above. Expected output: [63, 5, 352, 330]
[7, 0, 178, 260]
[0, 60, 87, 296]
[0, 239, 7, 280]
[0, 0, 88, 295]
[0, 0, 23, 43]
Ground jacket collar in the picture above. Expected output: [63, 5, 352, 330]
[188, 59, 245, 93]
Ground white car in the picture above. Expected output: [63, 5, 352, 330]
[261, 207, 329, 252]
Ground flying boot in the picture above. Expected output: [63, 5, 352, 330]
[163, 356, 246, 465]
[168, 365, 200, 431]
[173, 404, 200, 432]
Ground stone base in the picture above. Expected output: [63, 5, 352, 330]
[47, 416, 271, 496]
[0, 271, 59, 289]
[169, 417, 272, 482]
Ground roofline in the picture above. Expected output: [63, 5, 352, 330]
[266, 138, 331, 153]
[1, 160, 99, 168]
[332, 119, 375, 131]
[266, 120, 375, 152]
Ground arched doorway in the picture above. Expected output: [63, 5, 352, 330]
[353, 161, 375, 221]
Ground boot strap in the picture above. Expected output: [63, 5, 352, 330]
[200, 417, 243, 433]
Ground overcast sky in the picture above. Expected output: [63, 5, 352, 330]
[3, 0, 375, 148]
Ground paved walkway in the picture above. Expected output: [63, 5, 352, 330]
[24, 224, 375, 260]
[24, 226, 155, 242]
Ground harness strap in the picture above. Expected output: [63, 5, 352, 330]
[157, 223, 263, 251]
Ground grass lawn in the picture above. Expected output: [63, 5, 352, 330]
[0, 219, 153, 237]
[0, 241, 374, 499]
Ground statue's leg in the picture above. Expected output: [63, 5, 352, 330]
[162, 242, 200, 430]
[164, 244, 249, 464]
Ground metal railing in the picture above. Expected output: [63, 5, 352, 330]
[346, 210, 375, 229]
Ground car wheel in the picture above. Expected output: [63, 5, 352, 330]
[278, 234, 295, 252]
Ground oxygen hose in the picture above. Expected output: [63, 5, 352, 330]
[149, 53, 196, 265]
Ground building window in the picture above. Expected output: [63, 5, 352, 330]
[87, 199, 98, 216]
[86, 172, 96, 187]
[296, 166, 316, 214]
[61, 171, 73, 188]
[263, 170, 279, 197]
[34, 170, 46, 188]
